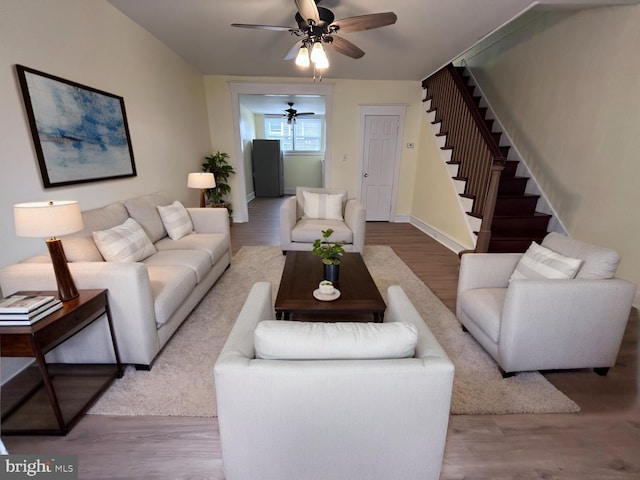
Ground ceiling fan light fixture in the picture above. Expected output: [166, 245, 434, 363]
[314, 53, 329, 69]
[310, 41, 326, 63]
[295, 45, 310, 67]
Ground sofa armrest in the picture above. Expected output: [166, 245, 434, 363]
[186, 207, 230, 236]
[215, 282, 274, 368]
[458, 253, 522, 293]
[344, 198, 366, 253]
[386, 286, 454, 367]
[279, 196, 298, 249]
[0, 261, 160, 366]
[499, 278, 636, 370]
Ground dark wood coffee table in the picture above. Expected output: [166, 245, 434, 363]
[275, 251, 386, 322]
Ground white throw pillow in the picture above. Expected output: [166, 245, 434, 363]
[302, 191, 344, 221]
[157, 201, 194, 240]
[93, 218, 156, 262]
[510, 242, 582, 281]
[254, 321, 418, 360]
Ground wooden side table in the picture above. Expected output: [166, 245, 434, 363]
[0, 289, 123, 435]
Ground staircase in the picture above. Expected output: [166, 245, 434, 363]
[422, 64, 551, 253]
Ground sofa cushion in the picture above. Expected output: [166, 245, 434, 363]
[509, 242, 582, 282]
[254, 321, 418, 360]
[123, 192, 171, 243]
[157, 201, 194, 240]
[62, 202, 130, 262]
[146, 265, 197, 325]
[144, 250, 211, 283]
[541, 232, 620, 279]
[302, 191, 344, 221]
[291, 218, 353, 244]
[93, 218, 157, 263]
[155, 233, 229, 264]
[458, 288, 506, 343]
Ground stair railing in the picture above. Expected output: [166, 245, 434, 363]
[422, 63, 506, 252]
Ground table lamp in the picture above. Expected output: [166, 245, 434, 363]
[14, 200, 84, 302]
[187, 172, 216, 208]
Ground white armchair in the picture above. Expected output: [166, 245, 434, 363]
[214, 282, 454, 480]
[279, 187, 365, 253]
[456, 233, 636, 377]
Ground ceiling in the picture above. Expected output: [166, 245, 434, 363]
[107, 0, 636, 83]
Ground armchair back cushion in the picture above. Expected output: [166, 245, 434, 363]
[296, 187, 347, 219]
[254, 320, 418, 360]
[302, 191, 344, 220]
[542, 232, 620, 279]
[509, 242, 582, 281]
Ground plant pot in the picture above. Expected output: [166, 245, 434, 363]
[323, 263, 339, 283]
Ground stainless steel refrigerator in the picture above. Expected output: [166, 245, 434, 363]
[252, 139, 284, 197]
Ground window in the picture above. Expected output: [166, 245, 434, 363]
[264, 116, 323, 152]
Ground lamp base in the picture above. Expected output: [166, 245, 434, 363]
[46, 238, 79, 302]
[199, 189, 207, 208]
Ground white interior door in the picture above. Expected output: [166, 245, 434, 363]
[361, 115, 400, 221]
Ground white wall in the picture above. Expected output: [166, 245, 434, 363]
[239, 104, 256, 198]
[0, 0, 211, 269]
[461, 5, 640, 287]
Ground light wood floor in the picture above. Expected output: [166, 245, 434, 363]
[4, 198, 639, 479]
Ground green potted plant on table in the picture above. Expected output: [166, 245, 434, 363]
[312, 228, 346, 283]
[202, 151, 235, 216]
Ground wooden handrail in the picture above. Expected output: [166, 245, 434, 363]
[424, 64, 508, 254]
[475, 158, 506, 252]
[446, 64, 504, 161]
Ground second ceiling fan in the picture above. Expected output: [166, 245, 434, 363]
[283, 102, 314, 124]
[232, 0, 397, 72]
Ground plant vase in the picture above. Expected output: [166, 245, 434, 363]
[323, 263, 339, 283]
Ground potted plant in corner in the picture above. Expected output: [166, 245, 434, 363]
[202, 151, 235, 217]
[312, 229, 346, 283]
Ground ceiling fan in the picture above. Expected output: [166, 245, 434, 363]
[283, 102, 314, 124]
[231, 0, 397, 73]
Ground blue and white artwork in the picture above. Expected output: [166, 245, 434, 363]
[18, 66, 136, 187]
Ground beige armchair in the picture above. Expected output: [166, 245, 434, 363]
[456, 233, 636, 377]
[279, 187, 365, 254]
[214, 282, 454, 480]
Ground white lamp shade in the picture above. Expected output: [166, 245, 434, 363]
[310, 41, 326, 63]
[14, 201, 83, 238]
[314, 53, 329, 69]
[295, 46, 310, 67]
[188, 172, 216, 189]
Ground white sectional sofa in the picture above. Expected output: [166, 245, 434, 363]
[215, 282, 455, 480]
[0, 192, 231, 369]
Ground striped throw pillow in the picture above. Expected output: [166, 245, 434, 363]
[302, 191, 344, 220]
[157, 201, 193, 240]
[93, 218, 156, 262]
[510, 242, 582, 281]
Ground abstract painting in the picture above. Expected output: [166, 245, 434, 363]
[16, 65, 136, 188]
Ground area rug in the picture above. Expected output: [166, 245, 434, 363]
[89, 245, 579, 417]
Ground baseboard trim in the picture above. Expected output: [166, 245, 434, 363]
[409, 217, 469, 255]
[634, 292, 640, 310]
[246, 192, 256, 203]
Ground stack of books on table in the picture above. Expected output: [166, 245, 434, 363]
[0, 295, 63, 326]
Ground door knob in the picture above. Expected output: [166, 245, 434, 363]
[363, 173, 368, 177]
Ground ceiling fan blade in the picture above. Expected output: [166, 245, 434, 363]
[326, 36, 365, 59]
[231, 23, 294, 32]
[330, 12, 397, 33]
[283, 39, 304, 60]
[295, 112, 315, 116]
[294, 0, 320, 25]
